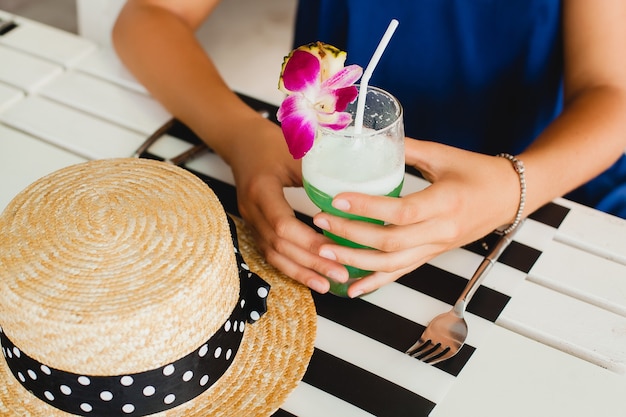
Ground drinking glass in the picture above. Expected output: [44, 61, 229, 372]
[302, 85, 404, 296]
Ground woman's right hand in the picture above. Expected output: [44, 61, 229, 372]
[226, 118, 350, 293]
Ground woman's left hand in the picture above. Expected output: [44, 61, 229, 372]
[312, 138, 521, 298]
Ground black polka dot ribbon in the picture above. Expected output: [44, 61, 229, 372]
[0, 216, 270, 416]
[227, 216, 269, 324]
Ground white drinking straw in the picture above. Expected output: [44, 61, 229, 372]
[354, 19, 399, 134]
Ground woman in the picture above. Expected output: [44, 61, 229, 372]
[113, 0, 626, 297]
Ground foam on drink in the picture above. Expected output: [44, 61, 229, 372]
[302, 126, 405, 197]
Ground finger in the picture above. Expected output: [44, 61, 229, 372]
[241, 183, 350, 286]
[347, 266, 416, 298]
[343, 242, 446, 298]
[270, 221, 351, 283]
[263, 248, 331, 294]
[257, 194, 350, 277]
[328, 193, 420, 226]
[319, 239, 441, 277]
[314, 208, 461, 254]
[247, 209, 350, 282]
[245, 213, 336, 292]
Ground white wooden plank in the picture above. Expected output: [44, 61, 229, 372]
[39, 70, 170, 135]
[0, 11, 13, 21]
[556, 204, 626, 265]
[0, 44, 62, 93]
[513, 216, 559, 252]
[147, 134, 195, 160]
[280, 382, 376, 417]
[1, 16, 96, 67]
[0, 124, 86, 211]
[430, 325, 626, 417]
[427, 249, 482, 284]
[76, 0, 125, 46]
[184, 152, 235, 185]
[498, 281, 626, 374]
[0, 95, 146, 160]
[0, 82, 23, 111]
[528, 240, 626, 317]
[75, 46, 149, 94]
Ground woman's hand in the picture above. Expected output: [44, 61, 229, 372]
[226, 119, 350, 293]
[311, 138, 521, 298]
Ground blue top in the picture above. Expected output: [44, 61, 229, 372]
[294, 0, 626, 218]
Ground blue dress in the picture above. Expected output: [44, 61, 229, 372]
[294, 0, 626, 218]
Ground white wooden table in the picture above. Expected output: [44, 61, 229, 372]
[1, 12, 626, 416]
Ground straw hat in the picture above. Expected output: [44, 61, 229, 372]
[0, 158, 316, 416]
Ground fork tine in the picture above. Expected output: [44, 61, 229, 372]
[413, 342, 445, 362]
[405, 338, 431, 357]
[420, 346, 452, 364]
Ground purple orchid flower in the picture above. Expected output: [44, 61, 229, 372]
[277, 45, 363, 159]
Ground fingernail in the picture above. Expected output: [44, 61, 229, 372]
[350, 289, 364, 298]
[327, 269, 348, 283]
[309, 279, 329, 294]
[332, 198, 350, 211]
[313, 217, 330, 230]
[319, 248, 337, 261]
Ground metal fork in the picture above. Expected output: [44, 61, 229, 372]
[406, 223, 522, 364]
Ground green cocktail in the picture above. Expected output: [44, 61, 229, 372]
[302, 86, 404, 296]
[303, 178, 403, 294]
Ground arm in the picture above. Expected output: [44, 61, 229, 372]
[520, 0, 626, 211]
[313, 0, 626, 298]
[112, 0, 266, 160]
[113, 0, 350, 292]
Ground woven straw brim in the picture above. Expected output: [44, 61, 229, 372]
[0, 159, 316, 416]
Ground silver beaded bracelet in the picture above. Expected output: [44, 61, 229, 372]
[496, 153, 526, 235]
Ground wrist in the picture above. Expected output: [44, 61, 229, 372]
[496, 153, 526, 234]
